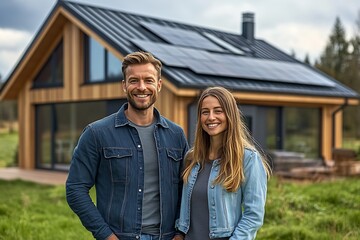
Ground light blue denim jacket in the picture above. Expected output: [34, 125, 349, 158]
[176, 148, 267, 240]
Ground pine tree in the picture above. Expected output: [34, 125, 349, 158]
[344, 10, 360, 139]
[316, 17, 349, 79]
[315, 14, 360, 148]
[304, 54, 311, 65]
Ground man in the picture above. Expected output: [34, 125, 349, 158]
[66, 51, 188, 240]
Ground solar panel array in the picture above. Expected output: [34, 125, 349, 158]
[131, 39, 335, 87]
[202, 32, 245, 55]
[140, 21, 225, 52]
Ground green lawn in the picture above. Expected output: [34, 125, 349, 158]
[0, 180, 94, 240]
[0, 133, 359, 239]
[0, 177, 359, 240]
[257, 177, 360, 240]
[0, 132, 18, 167]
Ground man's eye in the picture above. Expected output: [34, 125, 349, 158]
[129, 79, 138, 84]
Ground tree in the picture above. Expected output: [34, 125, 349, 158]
[290, 49, 296, 59]
[304, 54, 311, 65]
[316, 17, 349, 79]
[315, 13, 360, 149]
[344, 10, 360, 139]
[0, 73, 18, 133]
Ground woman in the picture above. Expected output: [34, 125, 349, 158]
[176, 87, 271, 240]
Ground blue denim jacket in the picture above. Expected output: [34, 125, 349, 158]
[66, 103, 189, 240]
[176, 149, 267, 240]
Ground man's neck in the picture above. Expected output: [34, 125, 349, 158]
[125, 105, 155, 126]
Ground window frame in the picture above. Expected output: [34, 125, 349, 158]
[84, 35, 122, 84]
[32, 40, 64, 89]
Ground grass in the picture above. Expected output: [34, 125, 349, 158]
[0, 177, 359, 240]
[0, 132, 18, 167]
[0, 132, 359, 239]
[257, 177, 360, 240]
[343, 138, 360, 160]
[0, 180, 94, 240]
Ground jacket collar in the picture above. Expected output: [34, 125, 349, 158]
[114, 103, 169, 128]
[195, 158, 221, 167]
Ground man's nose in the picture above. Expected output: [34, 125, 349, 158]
[137, 81, 146, 91]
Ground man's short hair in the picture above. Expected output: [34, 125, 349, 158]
[122, 51, 162, 80]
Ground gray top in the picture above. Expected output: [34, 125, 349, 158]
[130, 121, 160, 235]
[185, 161, 228, 240]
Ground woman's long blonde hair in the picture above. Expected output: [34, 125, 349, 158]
[183, 87, 270, 192]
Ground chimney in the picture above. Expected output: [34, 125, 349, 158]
[242, 12, 255, 41]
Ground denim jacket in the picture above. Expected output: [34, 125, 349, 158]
[176, 149, 267, 240]
[66, 103, 189, 240]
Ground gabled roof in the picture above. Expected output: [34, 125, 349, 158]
[1, 0, 359, 100]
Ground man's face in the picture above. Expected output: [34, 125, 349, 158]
[122, 63, 162, 111]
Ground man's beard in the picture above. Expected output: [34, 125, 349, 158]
[127, 93, 157, 111]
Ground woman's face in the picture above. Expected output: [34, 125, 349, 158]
[200, 96, 228, 138]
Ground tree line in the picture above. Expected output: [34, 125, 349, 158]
[313, 10, 360, 144]
[0, 75, 17, 132]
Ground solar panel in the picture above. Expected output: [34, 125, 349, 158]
[131, 39, 335, 87]
[139, 21, 225, 52]
[202, 32, 245, 55]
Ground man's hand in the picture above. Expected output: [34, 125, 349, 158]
[106, 233, 119, 240]
[172, 234, 184, 240]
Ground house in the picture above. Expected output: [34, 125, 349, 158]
[0, 0, 359, 171]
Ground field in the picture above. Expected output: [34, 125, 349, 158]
[0, 132, 18, 167]
[0, 177, 359, 239]
[0, 132, 359, 239]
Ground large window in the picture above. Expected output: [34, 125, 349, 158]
[283, 107, 320, 158]
[35, 100, 125, 170]
[33, 40, 63, 88]
[84, 35, 122, 83]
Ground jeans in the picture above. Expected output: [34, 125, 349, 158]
[140, 234, 160, 240]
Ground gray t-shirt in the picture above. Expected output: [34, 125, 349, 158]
[186, 161, 229, 240]
[130, 121, 160, 235]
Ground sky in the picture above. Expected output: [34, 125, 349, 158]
[0, 0, 359, 81]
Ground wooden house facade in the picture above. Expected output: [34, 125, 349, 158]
[0, 1, 359, 170]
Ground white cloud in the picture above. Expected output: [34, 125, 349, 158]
[0, 28, 31, 49]
[0, 28, 31, 78]
[260, 23, 330, 63]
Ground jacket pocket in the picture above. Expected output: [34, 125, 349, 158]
[103, 147, 132, 183]
[166, 148, 183, 183]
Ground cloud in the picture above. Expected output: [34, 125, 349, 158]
[0, 0, 54, 31]
[261, 23, 330, 63]
[0, 28, 31, 78]
[0, 0, 360, 77]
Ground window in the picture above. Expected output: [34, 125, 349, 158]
[33, 40, 63, 88]
[283, 107, 320, 158]
[35, 99, 126, 170]
[84, 35, 122, 83]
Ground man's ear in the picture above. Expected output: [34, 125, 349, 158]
[158, 78, 162, 92]
[122, 80, 126, 92]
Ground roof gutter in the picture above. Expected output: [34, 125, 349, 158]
[331, 98, 349, 148]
